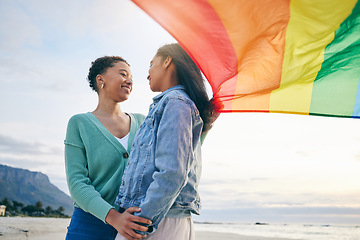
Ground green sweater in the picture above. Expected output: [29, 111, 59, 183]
[64, 112, 145, 222]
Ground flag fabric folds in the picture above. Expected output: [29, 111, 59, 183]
[131, 0, 360, 118]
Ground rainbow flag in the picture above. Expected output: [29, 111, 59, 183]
[132, 0, 360, 118]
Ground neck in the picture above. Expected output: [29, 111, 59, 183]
[161, 65, 179, 92]
[93, 96, 123, 117]
[162, 82, 179, 92]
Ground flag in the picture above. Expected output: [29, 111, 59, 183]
[132, 0, 360, 118]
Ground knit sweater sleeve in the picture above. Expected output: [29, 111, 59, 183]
[64, 114, 113, 222]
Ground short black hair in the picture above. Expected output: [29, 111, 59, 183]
[87, 56, 130, 92]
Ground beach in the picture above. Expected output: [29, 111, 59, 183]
[0, 217, 69, 240]
[0, 217, 294, 240]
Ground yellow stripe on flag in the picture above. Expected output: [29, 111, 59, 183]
[269, 0, 357, 114]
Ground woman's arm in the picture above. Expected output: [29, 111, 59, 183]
[135, 99, 201, 230]
[65, 125, 113, 221]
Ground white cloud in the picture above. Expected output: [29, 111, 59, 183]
[194, 206, 360, 224]
[0, 3, 42, 51]
[0, 134, 62, 155]
[199, 113, 360, 212]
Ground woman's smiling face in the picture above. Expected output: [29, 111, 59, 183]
[100, 61, 133, 102]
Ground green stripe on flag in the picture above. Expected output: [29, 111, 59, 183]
[310, 0, 360, 117]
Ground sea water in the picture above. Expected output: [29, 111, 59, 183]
[194, 222, 360, 240]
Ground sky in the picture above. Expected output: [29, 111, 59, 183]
[0, 0, 359, 224]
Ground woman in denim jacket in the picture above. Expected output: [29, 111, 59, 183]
[114, 44, 215, 240]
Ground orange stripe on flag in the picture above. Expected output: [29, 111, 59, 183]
[206, 0, 290, 112]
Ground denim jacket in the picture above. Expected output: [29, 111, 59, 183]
[115, 85, 203, 233]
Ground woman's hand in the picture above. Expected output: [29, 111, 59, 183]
[106, 208, 151, 240]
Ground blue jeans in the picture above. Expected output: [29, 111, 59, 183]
[66, 207, 117, 240]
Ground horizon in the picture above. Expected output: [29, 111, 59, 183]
[2, 161, 360, 226]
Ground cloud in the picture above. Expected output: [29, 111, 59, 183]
[0, 58, 45, 84]
[1, 0, 160, 49]
[0, 156, 57, 170]
[0, 134, 62, 155]
[199, 176, 360, 211]
[194, 206, 360, 224]
[0, 3, 42, 51]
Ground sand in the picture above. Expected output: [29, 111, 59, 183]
[0, 217, 293, 240]
[0, 217, 69, 240]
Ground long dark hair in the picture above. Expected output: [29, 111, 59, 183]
[156, 43, 214, 132]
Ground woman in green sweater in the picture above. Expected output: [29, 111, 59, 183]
[65, 56, 150, 240]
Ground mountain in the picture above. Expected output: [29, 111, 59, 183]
[0, 164, 73, 216]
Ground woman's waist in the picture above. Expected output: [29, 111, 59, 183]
[117, 195, 201, 215]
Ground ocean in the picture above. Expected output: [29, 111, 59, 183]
[194, 222, 360, 240]
[1, 217, 358, 239]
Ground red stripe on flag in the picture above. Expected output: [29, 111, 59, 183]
[131, 0, 238, 103]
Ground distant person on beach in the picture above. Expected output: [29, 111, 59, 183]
[64, 56, 151, 240]
[113, 43, 217, 240]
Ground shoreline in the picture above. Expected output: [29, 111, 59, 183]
[195, 231, 294, 240]
[0, 217, 295, 240]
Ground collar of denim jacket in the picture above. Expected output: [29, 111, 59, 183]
[152, 85, 186, 102]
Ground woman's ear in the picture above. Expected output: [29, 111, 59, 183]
[163, 56, 173, 69]
[96, 74, 104, 89]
